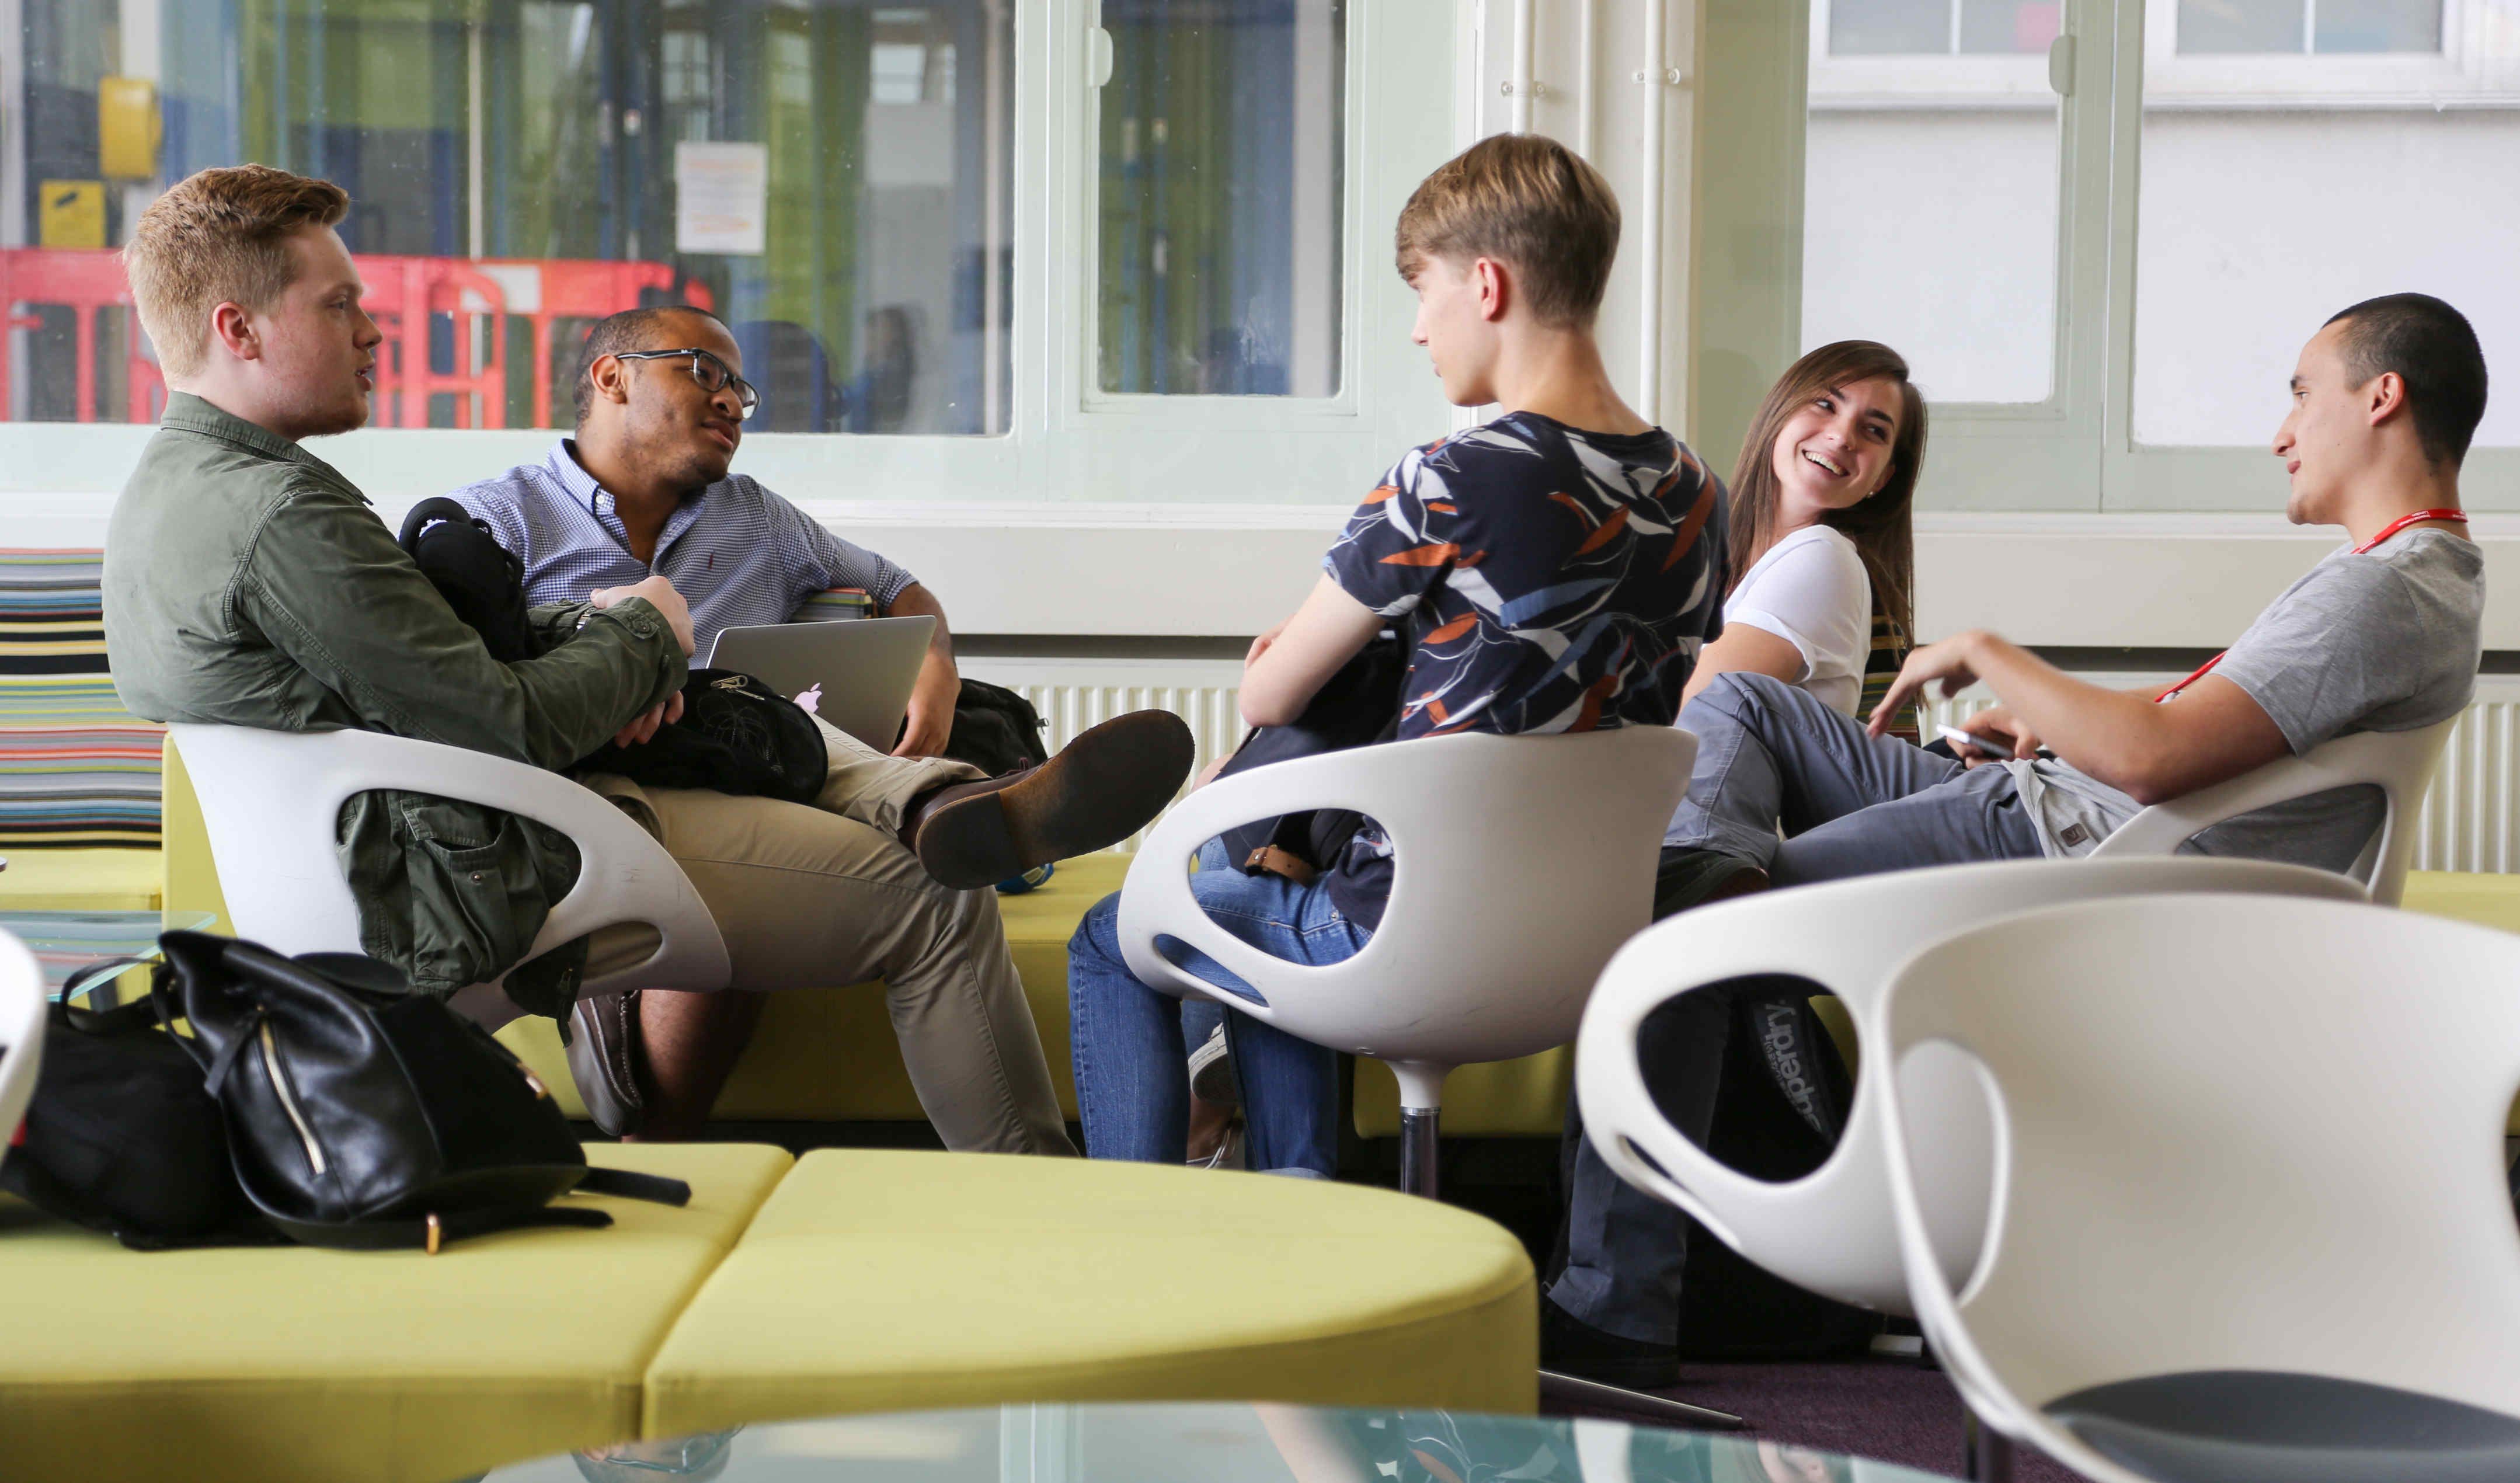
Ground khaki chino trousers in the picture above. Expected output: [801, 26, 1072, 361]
[584, 718, 1077, 1157]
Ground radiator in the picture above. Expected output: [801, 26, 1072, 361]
[969, 659, 2520, 873]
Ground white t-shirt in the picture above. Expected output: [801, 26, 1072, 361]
[1722, 524, 1873, 716]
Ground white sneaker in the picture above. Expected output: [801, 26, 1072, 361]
[1186, 1024, 1237, 1106]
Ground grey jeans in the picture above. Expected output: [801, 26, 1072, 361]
[1551, 672, 2042, 1342]
[1664, 672, 2042, 885]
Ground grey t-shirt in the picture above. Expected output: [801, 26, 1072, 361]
[2014, 527, 2484, 871]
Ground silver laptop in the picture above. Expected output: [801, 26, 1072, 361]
[704, 615, 938, 750]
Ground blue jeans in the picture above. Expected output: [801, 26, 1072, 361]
[1068, 841, 1371, 1176]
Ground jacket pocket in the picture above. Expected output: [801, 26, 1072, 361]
[399, 801, 548, 993]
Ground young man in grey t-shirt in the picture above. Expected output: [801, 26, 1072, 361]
[1662, 292, 2487, 887]
[1545, 297, 2490, 1391]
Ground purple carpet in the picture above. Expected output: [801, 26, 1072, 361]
[1543, 1357, 2083, 1481]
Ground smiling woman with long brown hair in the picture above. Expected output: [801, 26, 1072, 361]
[1683, 340, 1929, 735]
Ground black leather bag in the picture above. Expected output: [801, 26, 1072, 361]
[1212, 633, 1408, 875]
[156, 931, 690, 1252]
[0, 959, 272, 1249]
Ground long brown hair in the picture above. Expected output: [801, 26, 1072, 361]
[1724, 340, 1927, 640]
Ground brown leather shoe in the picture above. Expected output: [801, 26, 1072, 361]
[902, 710, 1195, 890]
[565, 990, 646, 1139]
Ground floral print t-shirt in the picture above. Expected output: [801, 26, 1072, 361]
[1321, 410, 1728, 925]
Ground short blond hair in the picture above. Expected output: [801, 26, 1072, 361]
[124, 165, 350, 380]
[1394, 134, 1620, 328]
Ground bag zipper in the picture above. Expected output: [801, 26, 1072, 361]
[259, 1020, 327, 1176]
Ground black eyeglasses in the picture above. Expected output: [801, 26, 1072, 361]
[612, 347, 761, 422]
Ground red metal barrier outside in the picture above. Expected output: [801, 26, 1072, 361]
[0, 249, 711, 430]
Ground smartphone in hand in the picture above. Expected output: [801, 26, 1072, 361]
[1937, 723, 2017, 761]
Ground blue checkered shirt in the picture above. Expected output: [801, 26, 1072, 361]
[447, 440, 916, 653]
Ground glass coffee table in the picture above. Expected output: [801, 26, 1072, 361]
[471, 1403, 1951, 1482]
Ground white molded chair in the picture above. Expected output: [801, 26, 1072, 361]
[0, 927, 44, 1144]
[1576, 857, 2367, 1318]
[1118, 726, 1725, 1429]
[2087, 716, 2455, 904]
[1121, 726, 1694, 1189]
[168, 725, 730, 1009]
[1877, 893, 2520, 1483]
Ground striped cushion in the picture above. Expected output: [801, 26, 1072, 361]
[1, 549, 162, 848]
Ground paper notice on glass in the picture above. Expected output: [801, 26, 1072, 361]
[674, 141, 768, 256]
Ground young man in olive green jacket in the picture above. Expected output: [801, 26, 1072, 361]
[105, 166, 692, 1022]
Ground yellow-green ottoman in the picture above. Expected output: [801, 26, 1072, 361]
[0, 1143, 792, 1483]
[2404, 870, 2520, 936]
[643, 1150, 1537, 1435]
[2403, 871, 2520, 1134]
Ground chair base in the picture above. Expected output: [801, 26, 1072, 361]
[1539, 1368, 1746, 1431]
[1400, 1106, 1440, 1198]
[1964, 1409, 2016, 1481]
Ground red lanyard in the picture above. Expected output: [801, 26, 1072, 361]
[2153, 509, 2466, 703]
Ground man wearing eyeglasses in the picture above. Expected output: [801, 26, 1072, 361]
[448, 305, 1193, 1144]
[454, 307, 959, 751]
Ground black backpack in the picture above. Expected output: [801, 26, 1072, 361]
[2, 937, 692, 1253]
[575, 667, 829, 805]
[0, 960, 270, 1249]
[1211, 633, 1407, 875]
[158, 931, 691, 1251]
[940, 678, 1051, 776]
[1674, 982, 1880, 1359]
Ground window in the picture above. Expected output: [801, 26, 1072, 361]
[4, 0, 1013, 436]
[2133, 0, 2520, 450]
[2, 1, 1457, 513]
[1780, 0, 2520, 511]
[1802, 1, 2070, 405]
[1093, 0, 1346, 399]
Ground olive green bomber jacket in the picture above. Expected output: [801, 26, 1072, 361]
[102, 393, 688, 1018]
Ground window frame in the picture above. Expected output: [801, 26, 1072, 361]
[1073, 0, 1372, 425]
[2142, 0, 2513, 110]
[1801, 0, 2108, 511]
[1809, 0, 2063, 106]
